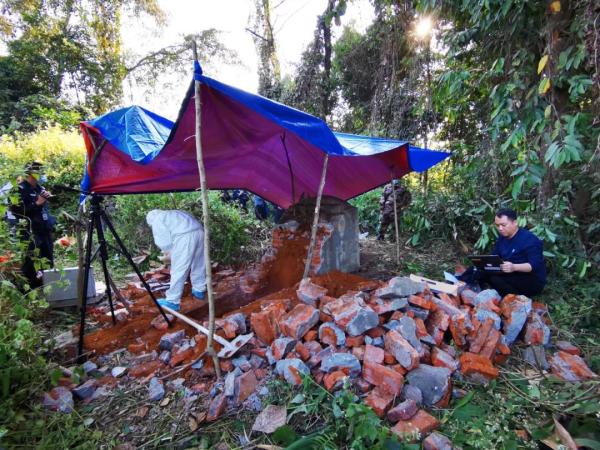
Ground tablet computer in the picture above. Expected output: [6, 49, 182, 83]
[468, 255, 503, 271]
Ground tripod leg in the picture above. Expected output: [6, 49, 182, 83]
[95, 213, 116, 324]
[100, 210, 172, 326]
[77, 209, 96, 360]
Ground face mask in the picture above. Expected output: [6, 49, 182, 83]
[39, 175, 48, 183]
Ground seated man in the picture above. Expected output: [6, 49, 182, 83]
[461, 208, 546, 297]
[146, 209, 206, 311]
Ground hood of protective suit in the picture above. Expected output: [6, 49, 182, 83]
[146, 209, 162, 227]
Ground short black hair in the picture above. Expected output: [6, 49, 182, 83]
[495, 208, 517, 221]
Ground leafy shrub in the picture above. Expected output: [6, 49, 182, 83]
[349, 187, 382, 234]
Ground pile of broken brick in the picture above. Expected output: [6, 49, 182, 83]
[44, 275, 597, 447]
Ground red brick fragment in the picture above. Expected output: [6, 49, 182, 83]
[459, 352, 499, 380]
[391, 409, 440, 439]
[408, 295, 435, 310]
[414, 318, 428, 338]
[383, 351, 396, 365]
[550, 351, 597, 381]
[469, 318, 494, 354]
[250, 310, 278, 345]
[352, 346, 365, 361]
[556, 341, 580, 356]
[431, 347, 459, 372]
[384, 330, 420, 370]
[346, 335, 365, 347]
[304, 330, 318, 342]
[295, 342, 311, 361]
[206, 394, 227, 421]
[364, 386, 395, 418]
[364, 344, 384, 365]
[479, 328, 501, 360]
[362, 360, 404, 395]
[234, 371, 258, 405]
[366, 326, 385, 338]
[324, 370, 347, 391]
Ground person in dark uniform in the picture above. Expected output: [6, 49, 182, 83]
[17, 162, 55, 289]
[253, 195, 269, 220]
[459, 208, 546, 297]
[221, 189, 249, 212]
[377, 180, 412, 240]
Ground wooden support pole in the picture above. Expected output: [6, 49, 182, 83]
[391, 173, 400, 265]
[192, 42, 221, 378]
[303, 154, 329, 279]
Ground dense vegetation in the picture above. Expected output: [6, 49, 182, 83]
[1, 0, 599, 448]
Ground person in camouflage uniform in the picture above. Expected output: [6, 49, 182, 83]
[378, 180, 411, 240]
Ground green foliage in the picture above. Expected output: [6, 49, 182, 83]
[0, 126, 86, 222]
[265, 376, 403, 450]
[0, 216, 101, 447]
[349, 188, 382, 234]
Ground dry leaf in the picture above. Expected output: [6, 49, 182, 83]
[550, 1, 561, 13]
[538, 55, 549, 74]
[553, 417, 578, 450]
[135, 406, 149, 418]
[189, 417, 198, 432]
[160, 397, 170, 407]
[192, 411, 207, 423]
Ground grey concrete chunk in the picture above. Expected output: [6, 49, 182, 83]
[387, 399, 418, 422]
[159, 330, 185, 351]
[346, 308, 378, 336]
[401, 384, 423, 405]
[318, 322, 346, 347]
[475, 308, 501, 330]
[396, 316, 423, 354]
[502, 295, 532, 345]
[374, 277, 425, 298]
[473, 289, 501, 307]
[72, 379, 96, 400]
[111, 366, 127, 378]
[423, 432, 454, 450]
[523, 345, 549, 370]
[43, 387, 74, 413]
[82, 361, 97, 374]
[148, 377, 165, 401]
[320, 353, 361, 377]
[275, 358, 309, 385]
[406, 364, 451, 406]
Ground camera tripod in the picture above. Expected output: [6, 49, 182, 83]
[77, 195, 171, 360]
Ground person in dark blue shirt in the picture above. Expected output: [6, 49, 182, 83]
[461, 208, 546, 297]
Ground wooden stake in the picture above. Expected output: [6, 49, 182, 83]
[391, 174, 400, 265]
[192, 41, 220, 378]
[76, 203, 85, 310]
[303, 154, 329, 279]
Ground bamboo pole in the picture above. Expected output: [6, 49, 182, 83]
[192, 42, 220, 378]
[303, 154, 329, 279]
[391, 173, 400, 265]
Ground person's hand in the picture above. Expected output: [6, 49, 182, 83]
[35, 195, 47, 205]
[40, 189, 52, 198]
[500, 261, 514, 273]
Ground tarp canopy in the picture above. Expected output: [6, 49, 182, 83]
[80, 63, 451, 208]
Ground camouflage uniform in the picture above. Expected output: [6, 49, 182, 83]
[378, 183, 411, 240]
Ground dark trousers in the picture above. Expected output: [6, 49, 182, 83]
[460, 267, 544, 297]
[22, 232, 54, 289]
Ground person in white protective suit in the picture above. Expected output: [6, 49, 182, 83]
[146, 210, 206, 311]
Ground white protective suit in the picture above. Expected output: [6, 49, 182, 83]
[146, 210, 205, 305]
